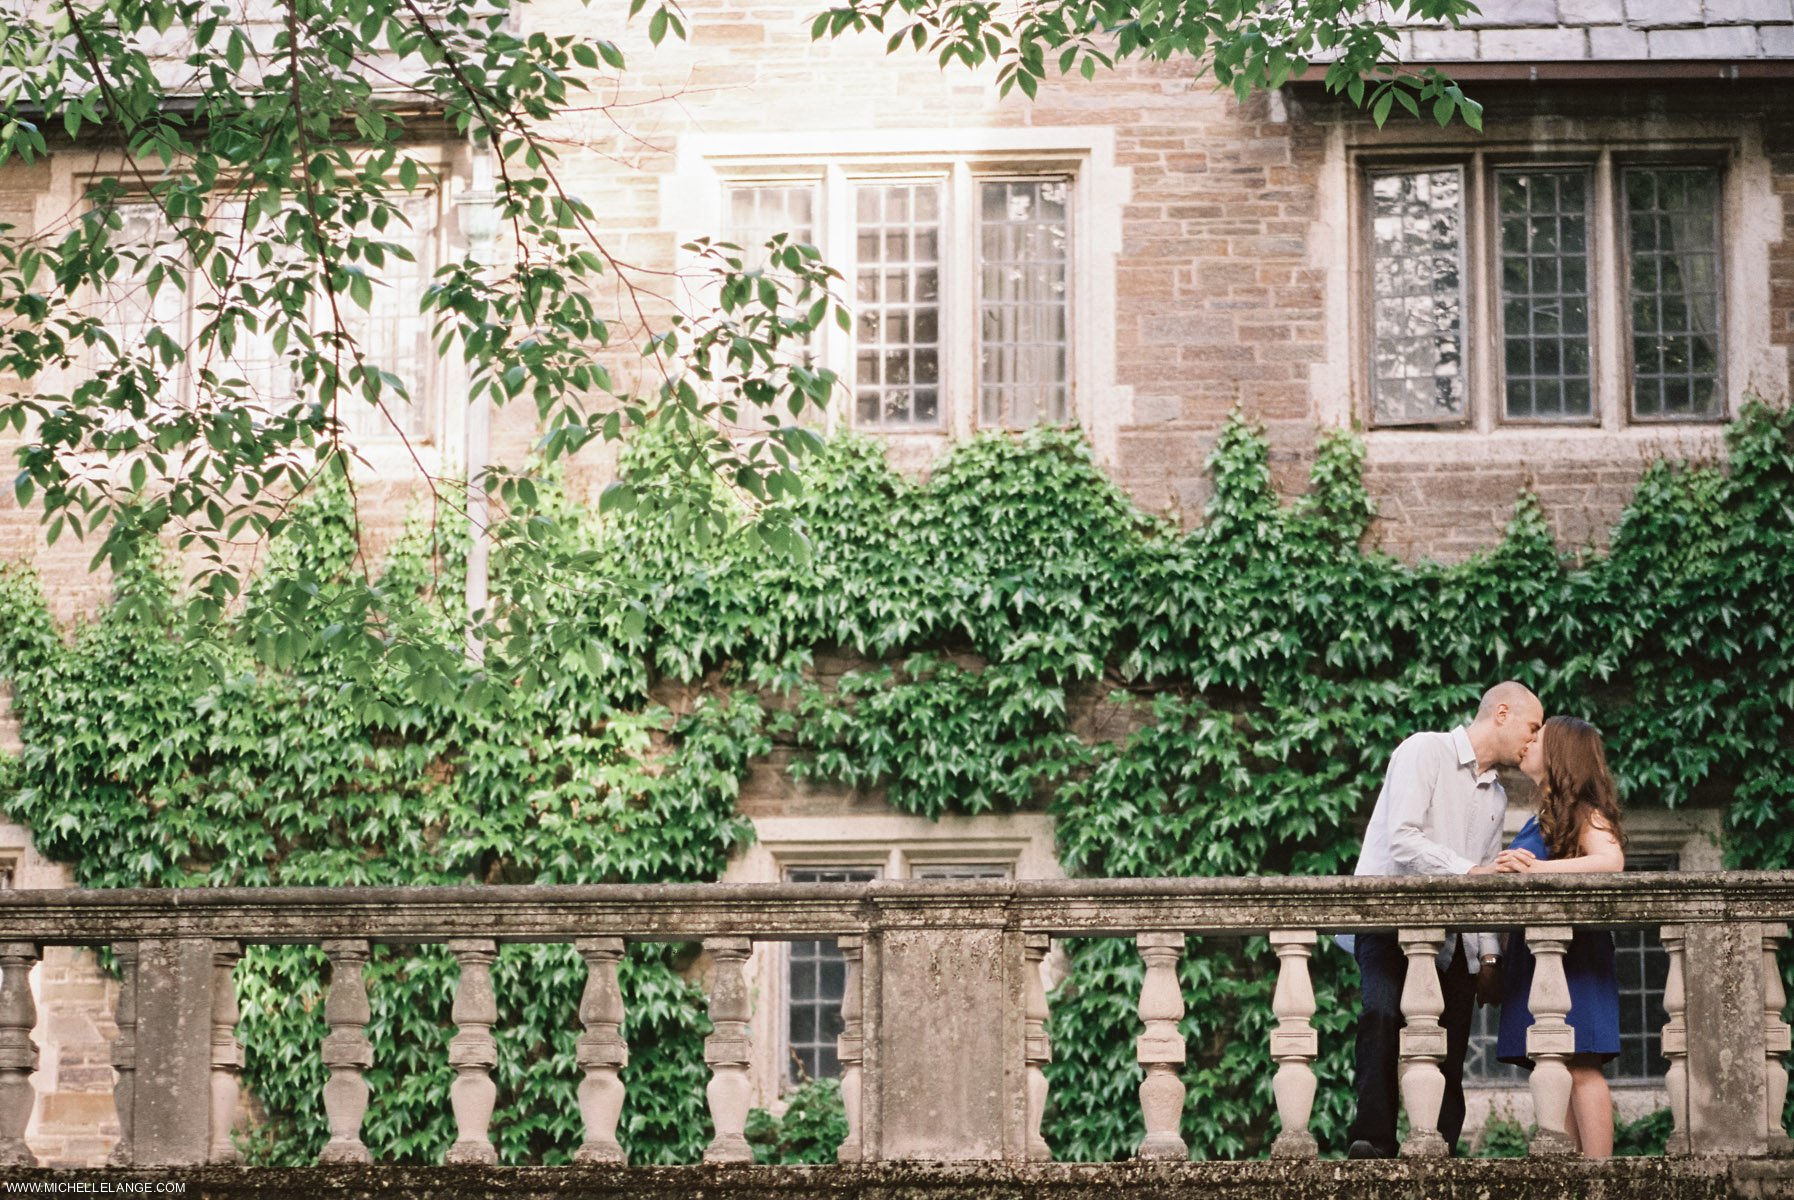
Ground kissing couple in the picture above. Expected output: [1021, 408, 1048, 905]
[1342, 682, 1628, 1159]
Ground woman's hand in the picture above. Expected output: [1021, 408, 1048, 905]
[1494, 848, 1537, 873]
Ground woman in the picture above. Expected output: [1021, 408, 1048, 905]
[1493, 715, 1627, 1157]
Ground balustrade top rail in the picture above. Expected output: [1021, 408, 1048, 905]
[0, 871, 1789, 942]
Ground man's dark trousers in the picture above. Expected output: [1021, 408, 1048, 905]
[1347, 931, 1476, 1155]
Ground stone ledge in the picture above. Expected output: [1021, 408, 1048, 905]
[2, 1158, 1789, 1200]
[2, 872, 1793, 944]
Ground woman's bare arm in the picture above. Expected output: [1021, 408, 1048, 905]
[1526, 819, 1625, 874]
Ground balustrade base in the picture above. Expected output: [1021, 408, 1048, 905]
[1270, 1129, 1318, 1159]
[572, 1141, 626, 1165]
[2, 1157, 1789, 1200]
[1528, 1129, 1578, 1158]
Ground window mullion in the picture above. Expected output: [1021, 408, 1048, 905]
[1594, 149, 1623, 431]
[1469, 151, 1493, 434]
[948, 160, 976, 437]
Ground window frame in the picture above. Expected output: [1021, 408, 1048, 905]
[781, 863, 882, 1086]
[1353, 144, 1734, 433]
[76, 175, 452, 449]
[973, 174, 1076, 430]
[1359, 158, 1474, 429]
[716, 158, 1079, 437]
[1488, 158, 1602, 429]
[1614, 157, 1729, 426]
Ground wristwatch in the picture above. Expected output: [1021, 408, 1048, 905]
[1480, 954, 1500, 966]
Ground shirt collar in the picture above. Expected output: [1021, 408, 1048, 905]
[1452, 725, 1499, 786]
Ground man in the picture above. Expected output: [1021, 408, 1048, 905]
[1343, 681, 1544, 1159]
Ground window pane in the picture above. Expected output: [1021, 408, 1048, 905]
[1368, 168, 1465, 425]
[338, 194, 438, 442]
[205, 200, 299, 419]
[88, 202, 187, 380]
[1625, 167, 1722, 420]
[978, 178, 1071, 427]
[727, 183, 816, 271]
[854, 181, 943, 429]
[784, 866, 879, 1083]
[1499, 170, 1593, 422]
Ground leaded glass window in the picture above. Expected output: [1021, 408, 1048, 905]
[854, 182, 942, 428]
[785, 865, 880, 1084]
[1498, 170, 1593, 421]
[979, 178, 1070, 428]
[1368, 168, 1465, 425]
[1625, 166, 1722, 420]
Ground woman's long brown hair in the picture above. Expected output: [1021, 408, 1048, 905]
[1536, 715, 1626, 860]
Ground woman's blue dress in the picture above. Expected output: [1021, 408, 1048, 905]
[1495, 815, 1621, 1066]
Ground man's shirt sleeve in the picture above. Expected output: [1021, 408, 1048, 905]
[1386, 737, 1478, 876]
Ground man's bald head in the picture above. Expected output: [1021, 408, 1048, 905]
[1471, 681, 1544, 768]
[1477, 681, 1540, 720]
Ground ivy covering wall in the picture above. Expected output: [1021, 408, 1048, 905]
[0, 402, 1791, 1163]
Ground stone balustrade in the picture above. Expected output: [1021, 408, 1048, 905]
[0, 872, 1789, 1168]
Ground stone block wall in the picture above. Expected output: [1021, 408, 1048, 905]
[0, 4, 1788, 611]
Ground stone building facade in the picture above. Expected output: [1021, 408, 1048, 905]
[0, 0, 1787, 1163]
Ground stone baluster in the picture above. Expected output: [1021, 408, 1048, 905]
[836, 935, 865, 1164]
[1133, 933, 1186, 1160]
[107, 943, 139, 1166]
[1395, 928, 1448, 1158]
[1524, 926, 1576, 1156]
[1268, 930, 1320, 1158]
[1661, 925, 1690, 1155]
[702, 937, 753, 1163]
[1022, 934, 1052, 1161]
[0, 943, 38, 1166]
[1764, 924, 1792, 1153]
[208, 942, 244, 1164]
[446, 939, 499, 1165]
[574, 938, 628, 1164]
[318, 940, 375, 1164]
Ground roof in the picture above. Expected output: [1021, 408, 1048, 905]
[1389, 0, 1794, 65]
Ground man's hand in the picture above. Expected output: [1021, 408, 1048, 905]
[1476, 961, 1502, 1007]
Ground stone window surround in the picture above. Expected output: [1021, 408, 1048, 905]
[1459, 802, 1725, 1136]
[33, 144, 485, 478]
[721, 812, 1063, 1107]
[661, 128, 1132, 470]
[1312, 113, 1787, 469]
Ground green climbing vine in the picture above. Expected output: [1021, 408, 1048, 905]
[1, 401, 1790, 1164]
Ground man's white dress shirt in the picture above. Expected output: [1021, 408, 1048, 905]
[1340, 726, 1506, 971]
